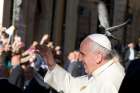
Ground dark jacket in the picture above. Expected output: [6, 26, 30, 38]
[0, 78, 23, 93]
[119, 58, 140, 93]
[8, 65, 25, 89]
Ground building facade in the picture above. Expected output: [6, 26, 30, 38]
[2, 0, 140, 62]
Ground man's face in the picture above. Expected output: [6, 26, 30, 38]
[79, 39, 98, 74]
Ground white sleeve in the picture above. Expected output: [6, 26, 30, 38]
[97, 82, 118, 93]
[44, 64, 75, 93]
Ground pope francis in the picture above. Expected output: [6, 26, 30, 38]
[39, 33, 125, 93]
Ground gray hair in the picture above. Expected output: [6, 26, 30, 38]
[89, 40, 113, 60]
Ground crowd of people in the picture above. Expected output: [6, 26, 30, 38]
[0, 25, 61, 93]
[0, 24, 140, 93]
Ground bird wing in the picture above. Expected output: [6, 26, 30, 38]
[97, 1, 109, 29]
[105, 19, 130, 32]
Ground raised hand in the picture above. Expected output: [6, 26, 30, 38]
[40, 34, 49, 45]
[37, 45, 56, 70]
[68, 51, 80, 63]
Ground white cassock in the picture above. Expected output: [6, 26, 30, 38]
[44, 60, 125, 93]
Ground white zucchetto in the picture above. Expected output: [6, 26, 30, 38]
[88, 34, 111, 50]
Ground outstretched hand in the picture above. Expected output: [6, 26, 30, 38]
[68, 51, 80, 62]
[36, 44, 56, 70]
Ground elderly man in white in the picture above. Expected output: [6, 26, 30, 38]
[39, 34, 125, 93]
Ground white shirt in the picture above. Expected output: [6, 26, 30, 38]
[129, 48, 135, 61]
[44, 60, 125, 93]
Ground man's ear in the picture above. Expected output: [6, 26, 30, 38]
[96, 52, 103, 64]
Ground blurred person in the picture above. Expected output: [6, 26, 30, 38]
[11, 35, 24, 68]
[0, 31, 9, 47]
[53, 46, 62, 66]
[67, 51, 85, 77]
[135, 38, 140, 52]
[9, 55, 50, 93]
[0, 53, 5, 77]
[22, 41, 38, 57]
[124, 42, 138, 70]
[0, 32, 12, 76]
[12, 35, 24, 54]
[10, 54, 53, 93]
[135, 38, 140, 59]
[38, 33, 125, 93]
[0, 53, 23, 93]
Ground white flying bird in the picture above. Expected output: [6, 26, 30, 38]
[97, 1, 129, 40]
